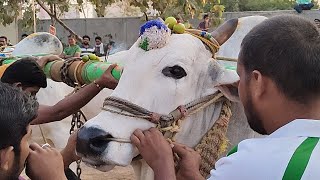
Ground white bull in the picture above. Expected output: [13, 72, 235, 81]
[69, 16, 267, 180]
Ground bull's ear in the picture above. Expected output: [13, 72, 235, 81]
[208, 61, 239, 102]
[209, 60, 239, 102]
[215, 69, 240, 102]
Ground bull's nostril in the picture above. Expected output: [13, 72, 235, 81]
[89, 134, 113, 152]
[77, 126, 111, 156]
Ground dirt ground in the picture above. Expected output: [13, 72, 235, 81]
[21, 164, 136, 180]
[81, 165, 136, 180]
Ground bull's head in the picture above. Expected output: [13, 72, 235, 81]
[75, 17, 264, 171]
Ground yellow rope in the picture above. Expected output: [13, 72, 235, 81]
[216, 56, 238, 62]
[185, 29, 220, 57]
[195, 100, 232, 178]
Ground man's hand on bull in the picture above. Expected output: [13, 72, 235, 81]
[60, 130, 81, 169]
[26, 143, 67, 180]
[95, 64, 119, 90]
[36, 55, 61, 69]
[131, 128, 176, 180]
[172, 143, 205, 180]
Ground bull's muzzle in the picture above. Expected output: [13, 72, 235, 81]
[76, 126, 112, 157]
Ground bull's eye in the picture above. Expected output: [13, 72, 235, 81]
[162, 65, 187, 79]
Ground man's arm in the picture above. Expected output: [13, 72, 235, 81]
[60, 131, 79, 169]
[31, 64, 118, 125]
[74, 46, 81, 57]
[131, 128, 176, 180]
[73, 52, 81, 57]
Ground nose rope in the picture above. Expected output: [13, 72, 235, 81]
[101, 92, 225, 143]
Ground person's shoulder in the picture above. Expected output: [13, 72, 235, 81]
[209, 137, 312, 180]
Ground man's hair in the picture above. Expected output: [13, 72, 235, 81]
[240, 15, 320, 103]
[0, 82, 38, 154]
[68, 34, 76, 39]
[1, 57, 47, 88]
[21, 34, 28, 38]
[95, 36, 102, 41]
[0, 36, 7, 41]
[83, 35, 90, 41]
[203, 14, 209, 19]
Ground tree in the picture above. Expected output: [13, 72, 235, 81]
[222, 0, 318, 11]
[130, 0, 225, 27]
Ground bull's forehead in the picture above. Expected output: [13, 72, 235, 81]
[127, 33, 212, 66]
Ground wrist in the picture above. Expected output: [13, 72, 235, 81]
[93, 79, 105, 90]
[60, 149, 73, 169]
[152, 158, 175, 176]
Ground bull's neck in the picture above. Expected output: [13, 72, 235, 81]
[174, 101, 223, 147]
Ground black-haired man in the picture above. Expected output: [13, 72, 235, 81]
[94, 36, 108, 57]
[0, 82, 78, 180]
[198, 14, 210, 32]
[0, 56, 118, 125]
[80, 35, 95, 56]
[60, 35, 81, 58]
[132, 15, 320, 180]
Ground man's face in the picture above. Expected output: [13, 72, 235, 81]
[237, 54, 267, 135]
[16, 126, 32, 176]
[3, 126, 31, 179]
[204, 17, 209, 23]
[83, 38, 90, 45]
[68, 37, 76, 45]
[0, 38, 7, 46]
[95, 39, 102, 45]
[22, 86, 40, 97]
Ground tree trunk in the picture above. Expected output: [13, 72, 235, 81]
[35, 0, 82, 42]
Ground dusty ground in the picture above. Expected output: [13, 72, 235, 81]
[21, 164, 136, 180]
[81, 165, 135, 180]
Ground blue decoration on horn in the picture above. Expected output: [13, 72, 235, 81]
[139, 20, 171, 51]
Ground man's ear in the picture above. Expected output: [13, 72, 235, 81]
[13, 82, 22, 88]
[0, 146, 14, 171]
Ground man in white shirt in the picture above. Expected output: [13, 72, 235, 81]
[130, 15, 320, 179]
[80, 35, 95, 56]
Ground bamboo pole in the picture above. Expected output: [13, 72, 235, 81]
[32, 0, 37, 33]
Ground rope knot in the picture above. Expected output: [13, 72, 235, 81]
[149, 113, 161, 123]
[177, 105, 188, 118]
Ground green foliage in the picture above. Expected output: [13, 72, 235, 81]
[222, 0, 318, 11]
[130, 0, 225, 27]
[0, 0, 24, 26]
[84, 0, 116, 17]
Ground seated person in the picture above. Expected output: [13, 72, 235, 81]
[80, 35, 95, 56]
[60, 35, 81, 58]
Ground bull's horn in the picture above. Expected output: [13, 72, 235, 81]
[211, 18, 238, 46]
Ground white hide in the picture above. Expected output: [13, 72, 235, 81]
[77, 16, 268, 180]
[80, 31, 238, 167]
[13, 32, 63, 56]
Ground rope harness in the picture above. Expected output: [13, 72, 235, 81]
[60, 57, 81, 87]
[56, 30, 234, 177]
[102, 93, 231, 177]
[102, 92, 225, 138]
[99, 31, 234, 177]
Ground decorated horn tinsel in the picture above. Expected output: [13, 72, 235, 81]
[138, 18, 220, 57]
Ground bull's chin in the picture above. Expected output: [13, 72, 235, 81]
[82, 158, 116, 172]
